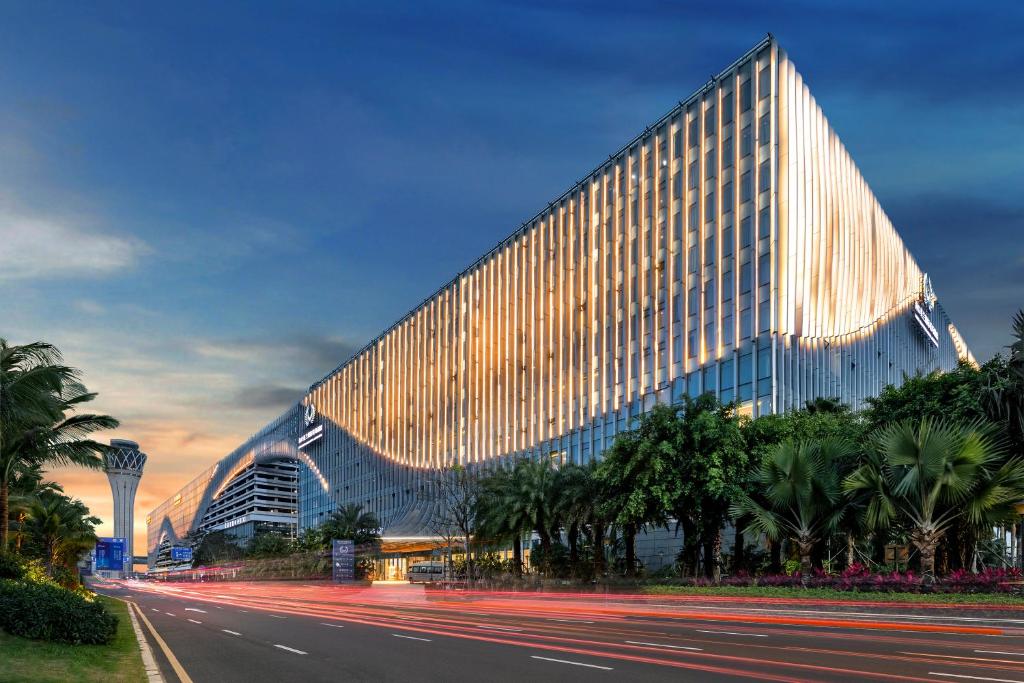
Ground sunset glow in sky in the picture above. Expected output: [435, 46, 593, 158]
[2, 2, 1021, 555]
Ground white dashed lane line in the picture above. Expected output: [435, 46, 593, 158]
[187, 619, 202, 625]
[268, 614, 287, 619]
[392, 634, 431, 642]
[531, 656, 612, 670]
[321, 623, 345, 628]
[625, 640, 702, 651]
[274, 644, 307, 655]
[222, 629, 242, 636]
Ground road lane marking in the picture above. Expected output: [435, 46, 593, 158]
[547, 618, 595, 624]
[976, 651, 1024, 657]
[184, 608, 207, 613]
[274, 644, 307, 655]
[696, 629, 766, 637]
[222, 629, 242, 636]
[928, 674, 1024, 683]
[321, 623, 345, 628]
[164, 612, 175, 617]
[678, 604, 1024, 625]
[215, 606, 223, 609]
[187, 619, 202, 625]
[530, 656, 612, 670]
[901, 652, 1024, 664]
[392, 634, 431, 642]
[625, 640, 702, 651]
[268, 614, 287, 619]
[151, 608, 159, 612]
[240, 610, 249, 613]
[131, 602, 194, 683]
[476, 625, 523, 632]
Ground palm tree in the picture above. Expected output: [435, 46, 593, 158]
[477, 465, 530, 575]
[510, 458, 559, 564]
[1, 339, 117, 548]
[323, 503, 381, 547]
[21, 492, 100, 578]
[803, 397, 851, 415]
[845, 418, 1024, 579]
[733, 438, 855, 576]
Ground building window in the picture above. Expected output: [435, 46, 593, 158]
[740, 261, 753, 293]
[688, 203, 699, 230]
[704, 233, 716, 264]
[722, 181, 733, 213]
[758, 206, 771, 239]
[740, 307, 753, 339]
[722, 136, 733, 168]
[704, 190, 715, 221]
[758, 66, 770, 99]
[722, 271, 734, 301]
[688, 161, 698, 189]
[722, 92, 733, 124]
[689, 116, 699, 145]
[759, 160, 771, 192]
[740, 172, 752, 203]
[738, 350, 753, 400]
[759, 112, 770, 145]
[741, 125, 752, 157]
[741, 215, 753, 247]
[704, 106, 715, 136]
[740, 79, 752, 112]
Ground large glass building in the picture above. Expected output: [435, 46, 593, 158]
[295, 36, 972, 538]
[146, 409, 299, 568]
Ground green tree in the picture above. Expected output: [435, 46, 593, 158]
[323, 503, 381, 547]
[553, 461, 605, 577]
[247, 531, 293, 558]
[1, 339, 117, 549]
[192, 529, 244, 565]
[845, 418, 1024, 579]
[21, 491, 100, 580]
[476, 465, 529, 575]
[674, 394, 749, 581]
[597, 403, 680, 576]
[733, 438, 855, 576]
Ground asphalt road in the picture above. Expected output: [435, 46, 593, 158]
[93, 579, 1024, 682]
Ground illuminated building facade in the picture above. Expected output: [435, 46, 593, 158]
[146, 409, 299, 568]
[296, 36, 973, 536]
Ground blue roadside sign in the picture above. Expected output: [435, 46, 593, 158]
[95, 537, 127, 571]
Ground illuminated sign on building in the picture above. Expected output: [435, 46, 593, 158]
[914, 302, 939, 348]
[298, 403, 323, 449]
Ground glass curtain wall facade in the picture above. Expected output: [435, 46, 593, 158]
[146, 408, 299, 567]
[295, 37, 972, 535]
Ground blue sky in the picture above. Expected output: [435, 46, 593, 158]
[1, 1, 1022, 542]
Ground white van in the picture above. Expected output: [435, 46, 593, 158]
[406, 561, 445, 583]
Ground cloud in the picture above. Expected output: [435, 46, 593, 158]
[193, 334, 360, 381]
[73, 299, 107, 315]
[0, 205, 148, 281]
[233, 384, 305, 410]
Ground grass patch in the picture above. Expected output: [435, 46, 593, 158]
[641, 584, 1024, 605]
[0, 595, 146, 683]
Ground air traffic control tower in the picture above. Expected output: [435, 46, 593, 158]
[104, 439, 147, 575]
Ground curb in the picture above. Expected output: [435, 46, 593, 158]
[121, 599, 164, 682]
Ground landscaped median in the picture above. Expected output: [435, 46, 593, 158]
[0, 554, 146, 682]
[0, 595, 145, 683]
[642, 583, 1024, 606]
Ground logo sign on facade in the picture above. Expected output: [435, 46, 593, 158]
[171, 546, 193, 562]
[913, 302, 939, 348]
[298, 402, 323, 449]
[94, 537, 127, 571]
[332, 539, 355, 582]
[922, 273, 937, 312]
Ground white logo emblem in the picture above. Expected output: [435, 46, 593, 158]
[303, 404, 317, 427]
[922, 274, 937, 312]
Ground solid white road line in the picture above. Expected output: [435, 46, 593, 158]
[321, 623, 345, 628]
[696, 629, 766, 637]
[625, 640, 702, 651]
[530, 656, 612, 670]
[976, 651, 1024, 657]
[222, 629, 242, 636]
[392, 634, 431, 642]
[187, 619, 202, 625]
[273, 644, 308, 655]
[928, 674, 1024, 683]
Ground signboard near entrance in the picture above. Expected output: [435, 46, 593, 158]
[332, 539, 355, 582]
[95, 537, 126, 571]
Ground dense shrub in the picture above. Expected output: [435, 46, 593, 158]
[652, 564, 1024, 594]
[0, 552, 25, 579]
[0, 578, 118, 644]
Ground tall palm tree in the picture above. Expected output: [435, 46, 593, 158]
[1, 339, 117, 549]
[553, 462, 603, 574]
[732, 438, 855, 575]
[477, 465, 530, 575]
[510, 458, 559, 562]
[845, 418, 1024, 579]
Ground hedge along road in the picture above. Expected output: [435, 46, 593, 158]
[94, 579, 1024, 682]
